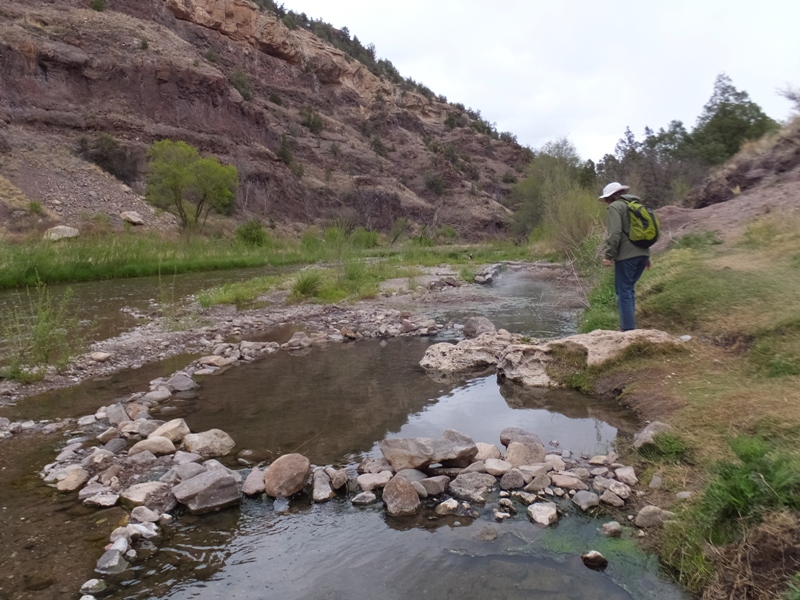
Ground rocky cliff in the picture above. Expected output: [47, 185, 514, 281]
[0, 0, 531, 237]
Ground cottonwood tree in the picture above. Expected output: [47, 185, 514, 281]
[145, 140, 238, 230]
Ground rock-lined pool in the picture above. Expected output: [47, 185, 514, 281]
[0, 269, 689, 600]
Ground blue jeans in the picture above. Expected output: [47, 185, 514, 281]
[615, 256, 649, 331]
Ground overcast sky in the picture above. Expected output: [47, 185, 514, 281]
[278, 0, 799, 162]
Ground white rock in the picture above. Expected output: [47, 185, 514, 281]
[527, 502, 558, 526]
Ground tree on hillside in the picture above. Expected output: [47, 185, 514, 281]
[145, 140, 238, 230]
[597, 74, 777, 206]
[690, 73, 779, 165]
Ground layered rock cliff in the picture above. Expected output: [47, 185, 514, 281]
[0, 0, 530, 236]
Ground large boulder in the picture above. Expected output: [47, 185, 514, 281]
[43, 225, 79, 241]
[183, 429, 235, 458]
[172, 470, 241, 514]
[498, 329, 678, 387]
[419, 332, 520, 375]
[382, 476, 421, 516]
[448, 472, 497, 503]
[379, 429, 477, 471]
[263, 453, 311, 498]
[120, 211, 144, 225]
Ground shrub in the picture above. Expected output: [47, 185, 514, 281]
[28, 201, 43, 216]
[139, 37, 149, 50]
[203, 49, 220, 63]
[89, 0, 106, 11]
[371, 137, 388, 157]
[424, 171, 446, 195]
[300, 106, 323, 133]
[78, 134, 137, 184]
[236, 220, 271, 247]
[351, 227, 378, 248]
[231, 68, 253, 101]
[672, 231, 722, 249]
[501, 171, 518, 184]
[269, 92, 282, 105]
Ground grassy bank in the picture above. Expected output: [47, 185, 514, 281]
[0, 229, 534, 290]
[565, 215, 800, 597]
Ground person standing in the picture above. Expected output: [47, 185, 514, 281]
[598, 182, 651, 331]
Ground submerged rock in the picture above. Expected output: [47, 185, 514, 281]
[448, 472, 496, 503]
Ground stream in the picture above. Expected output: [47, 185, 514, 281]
[0, 269, 689, 600]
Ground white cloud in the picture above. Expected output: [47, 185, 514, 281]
[278, 0, 799, 160]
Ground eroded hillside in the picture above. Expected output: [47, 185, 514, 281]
[0, 0, 530, 237]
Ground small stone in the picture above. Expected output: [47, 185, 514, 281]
[96, 427, 120, 443]
[649, 475, 663, 489]
[128, 436, 176, 457]
[572, 491, 600, 511]
[581, 550, 608, 570]
[676, 491, 694, 501]
[80, 579, 107, 594]
[615, 466, 638, 486]
[131, 506, 160, 523]
[635, 505, 676, 528]
[95, 549, 128, 575]
[357, 470, 393, 492]
[57, 468, 90, 492]
[527, 502, 558, 526]
[242, 468, 266, 496]
[435, 498, 460, 515]
[483, 458, 512, 476]
[352, 491, 377, 505]
[91, 352, 113, 363]
[77, 415, 97, 427]
[600, 490, 625, 507]
[600, 521, 622, 537]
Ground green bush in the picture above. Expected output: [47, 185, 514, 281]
[269, 92, 282, 105]
[236, 220, 271, 247]
[231, 68, 253, 101]
[139, 37, 149, 50]
[371, 137, 388, 157]
[28, 201, 43, 216]
[89, 0, 106, 11]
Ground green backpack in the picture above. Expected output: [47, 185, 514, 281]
[620, 194, 660, 248]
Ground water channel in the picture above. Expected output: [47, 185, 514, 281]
[0, 269, 689, 600]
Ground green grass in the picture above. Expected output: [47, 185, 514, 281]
[671, 231, 722, 249]
[1, 279, 83, 380]
[637, 432, 693, 464]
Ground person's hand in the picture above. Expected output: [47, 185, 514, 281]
[646, 259, 652, 270]
[602, 259, 613, 267]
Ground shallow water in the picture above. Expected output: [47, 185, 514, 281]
[0, 270, 690, 600]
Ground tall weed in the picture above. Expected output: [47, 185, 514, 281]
[1, 279, 82, 380]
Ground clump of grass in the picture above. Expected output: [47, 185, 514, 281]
[672, 231, 722, 249]
[350, 227, 378, 249]
[28, 201, 43, 216]
[300, 106, 323, 134]
[1, 278, 82, 380]
[291, 270, 323, 299]
[459, 266, 475, 283]
[89, 0, 106, 11]
[638, 432, 693, 464]
[750, 317, 800, 378]
[202, 49, 220, 63]
[197, 275, 279, 307]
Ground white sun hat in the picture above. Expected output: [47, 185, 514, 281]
[598, 182, 630, 199]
